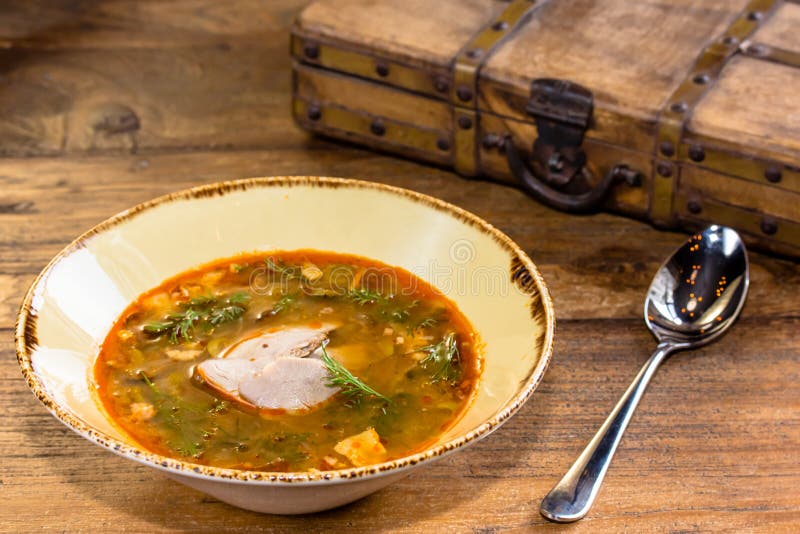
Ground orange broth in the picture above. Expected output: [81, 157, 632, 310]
[94, 250, 480, 471]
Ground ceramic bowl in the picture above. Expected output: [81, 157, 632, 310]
[16, 176, 554, 514]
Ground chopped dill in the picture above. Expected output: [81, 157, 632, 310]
[347, 287, 390, 306]
[320, 345, 391, 404]
[143, 291, 251, 343]
[387, 300, 418, 322]
[417, 332, 461, 383]
[271, 292, 296, 314]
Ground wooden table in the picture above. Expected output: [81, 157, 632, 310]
[1, 2, 798, 532]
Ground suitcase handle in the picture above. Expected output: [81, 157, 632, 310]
[505, 138, 635, 214]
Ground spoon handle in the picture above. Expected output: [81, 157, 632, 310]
[540, 342, 673, 522]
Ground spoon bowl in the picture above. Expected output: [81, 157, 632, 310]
[540, 225, 749, 523]
[645, 226, 749, 345]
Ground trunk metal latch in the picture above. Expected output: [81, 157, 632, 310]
[505, 78, 640, 213]
[526, 78, 594, 187]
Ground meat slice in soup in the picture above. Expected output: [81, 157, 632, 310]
[238, 356, 340, 412]
[194, 324, 336, 411]
[218, 325, 334, 361]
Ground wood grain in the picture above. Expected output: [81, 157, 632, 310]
[0, 1, 799, 532]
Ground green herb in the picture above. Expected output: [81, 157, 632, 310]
[230, 263, 247, 273]
[208, 304, 246, 326]
[228, 291, 251, 305]
[139, 372, 206, 457]
[167, 308, 202, 343]
[188, 294, 216, 307]
[320, 345, 391, 404]
[143, 291, 250, 343]
[387, 300, 418, 322]
[417, 332, 461, 383]
[347, 287, 390, 306]
[271, 292, 296, 314]
[209, 400, 229, 415]
[265, 257, 302, 279]
[413, 317, 438, 330]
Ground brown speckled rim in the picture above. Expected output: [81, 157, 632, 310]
[15, 176, 555, 486]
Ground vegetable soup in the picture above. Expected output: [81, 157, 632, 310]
[94, 251, 481, 472]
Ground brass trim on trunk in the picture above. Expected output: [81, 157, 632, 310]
[740, 40, 800, 69]
[450, 0, 541, 176]
[651, 0, 781, 226]
[675, 191, 800, 256]
[290, 33, 451, 99]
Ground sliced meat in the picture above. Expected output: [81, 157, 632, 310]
[219, 325, 334, 362]
[194, 357, 264, 400]
[238, 357, 340, 413]
[193, 323, 339, 413]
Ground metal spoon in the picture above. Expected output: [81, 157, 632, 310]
[540, 225, 749, 523]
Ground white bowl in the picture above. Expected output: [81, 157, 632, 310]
[16, 176, 554, 514]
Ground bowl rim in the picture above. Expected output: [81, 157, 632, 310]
[15, 176, 555, 485]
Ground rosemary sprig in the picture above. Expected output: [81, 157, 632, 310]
[417, 332, 461, 383]
[320, 345, 391, 404]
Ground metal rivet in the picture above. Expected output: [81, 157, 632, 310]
[375, 62, 389, 77]
[492, 21, 508, 31]
[760, 217, 778, 235]
[722, 36, 739, 46]
[747, 11, 762, 21]
[688, 145, 705, 162]
[687, 200, 702, 214]
[307, 104, 321, 121]
[370, 119, 386, 136]
[657, 162, 673, 177]
[303, 43, 319, 59]
[670, 101, 688, 113]
[660, 141, 675, 157]
[465, 48, 483, 59]
[482, 133, 500, 149]
[434, 76, 450, 93]
[693, 73, 710, 85]
[456, 85, 473, 102]
[764, 166, 782, 183]
[458, 116, 473, 130]
[436, 138, 450, 151]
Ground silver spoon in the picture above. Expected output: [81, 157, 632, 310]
[540, 225, 749, 523]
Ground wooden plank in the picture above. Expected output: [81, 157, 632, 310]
[482, 0, 750, 121]
[689, 56, 800, 164]
[0, 0, 313, 157]
[752, 1, 800, 52]
[296, 0, 503, 67]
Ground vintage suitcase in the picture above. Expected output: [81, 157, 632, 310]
[291, 0, 800, 257]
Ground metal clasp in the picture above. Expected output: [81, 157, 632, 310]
[526, 78, 594, 187]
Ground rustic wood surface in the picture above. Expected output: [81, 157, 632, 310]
[1, 1, 798, 532]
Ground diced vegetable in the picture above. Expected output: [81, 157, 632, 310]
[334, 428, 387, 467]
